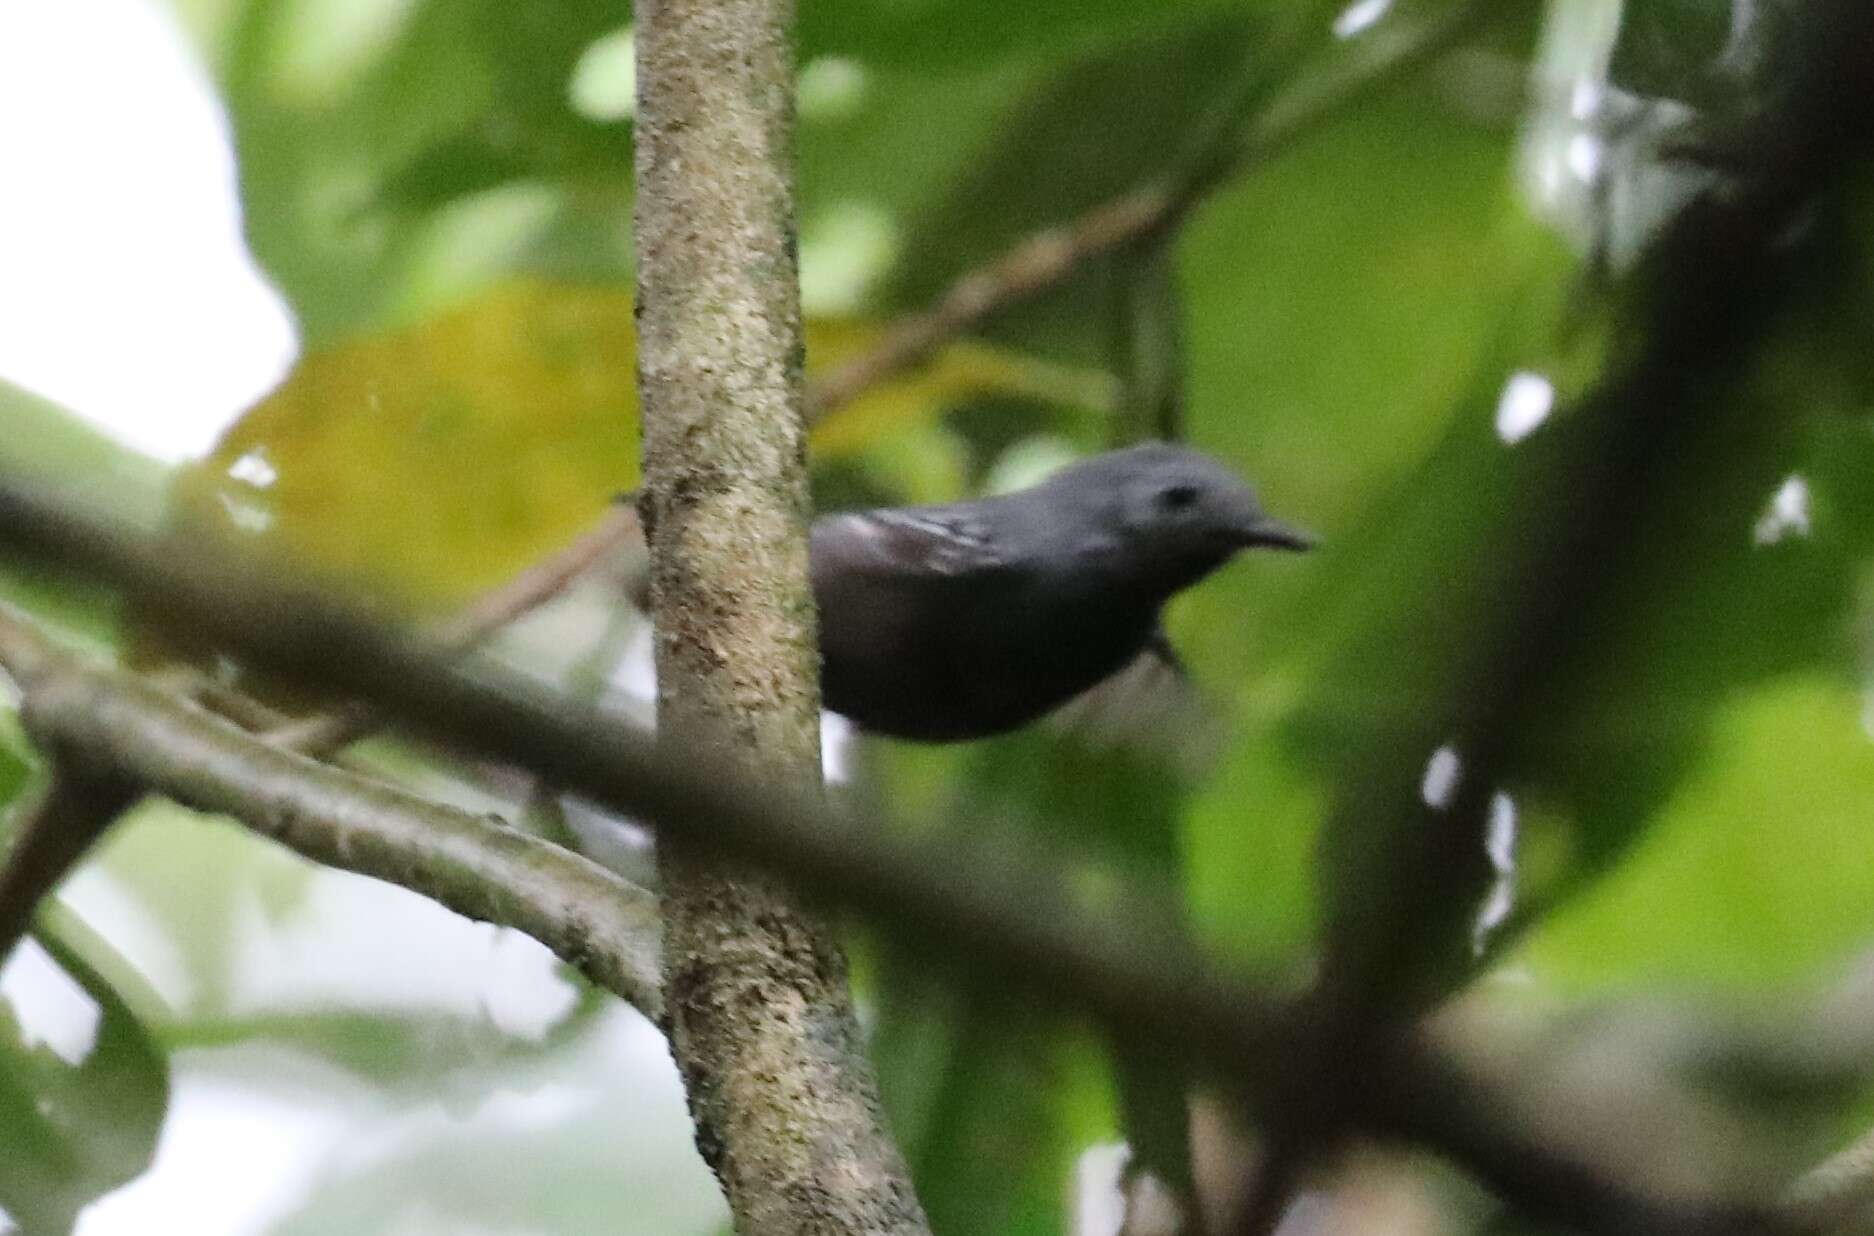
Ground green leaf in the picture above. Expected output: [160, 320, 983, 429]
[884, 13, 1265, 360]
[180, 0, 637, 343]
[1524, 677, 1874, 992]
[1175, 60, 1529, 969]
[0, 927, 169, 1235]
[0, 719, 32, 823]
[872, 986, 1107, 1236]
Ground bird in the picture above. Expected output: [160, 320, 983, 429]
[0, 444, 1305, 963]
[811, 442, 1312, 742]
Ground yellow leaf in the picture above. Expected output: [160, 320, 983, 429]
[177, 277, 1109, 610]
[179, 279, 639, 609]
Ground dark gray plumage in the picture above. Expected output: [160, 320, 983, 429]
[812, 443, 1311, 741]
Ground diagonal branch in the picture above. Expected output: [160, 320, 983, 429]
[0, 605, 665, 1019]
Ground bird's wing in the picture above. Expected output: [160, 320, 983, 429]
[811, 506, 1015, 584]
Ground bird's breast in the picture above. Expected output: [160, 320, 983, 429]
[816, 575, 1157, 741]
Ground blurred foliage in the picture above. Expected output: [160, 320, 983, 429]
[259, 1012, 722, 1236]
[0, 930, 168, 1236]
[0, 380, 169, 652]
[0, 0, 1872, 1232]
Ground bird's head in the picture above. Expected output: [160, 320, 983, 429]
[1065, 443, 1313, 587]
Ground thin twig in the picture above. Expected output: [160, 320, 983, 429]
[1108, 242, 1187, 447]
[0, 605, 666, 1018]
[803, 0, 1504, 422]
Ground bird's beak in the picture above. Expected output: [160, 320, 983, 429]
[1237, 515, 1316, 552]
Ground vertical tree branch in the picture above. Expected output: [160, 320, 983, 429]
[630, 1, 929, 1232]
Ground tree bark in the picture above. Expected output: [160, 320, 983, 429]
[631, 0, 930, 1232]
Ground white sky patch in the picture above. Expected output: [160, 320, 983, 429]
[614, 622, 659, 701]
[1565, 131, 1604, 183]
[1332, 0, 1394, 39]
[1569, 76, 1604, 121]
[216, 447, 281, 531]
[0, 938, 103, 1066]
[0, 0, 297, 462]
[310, 1007, 718, 1232]
[382, 1207, 556, 1236]
[610, 623, 856, 783]
[1072, 1142, 1130, 1236]
[1073, 1142, 1208, 1236]
[1495, 370, 1556, 444]
[60, 866, 194, 1011]
[1473, 791, 1519, 956]
[1420, 744, 1462, 811]
[225, 874, 579, 1042]
[78, 1053, 366, 1236]
[216, 491, 276, 534]
[83, 1005, 723, 1236]
[1753, 473, 1811, 546]
[1531, 147, 1566, 203]
[1484, 791, 1517, 872]
[334, 1084, 592, 1179]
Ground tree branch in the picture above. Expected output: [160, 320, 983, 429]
[0, 771, 138, 961]
[0, 605, 665, 1019]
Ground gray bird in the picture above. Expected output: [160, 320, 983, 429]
[812, 442, 1312, 741]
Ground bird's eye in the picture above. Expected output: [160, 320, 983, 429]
[1157, 484, 1200, 513]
